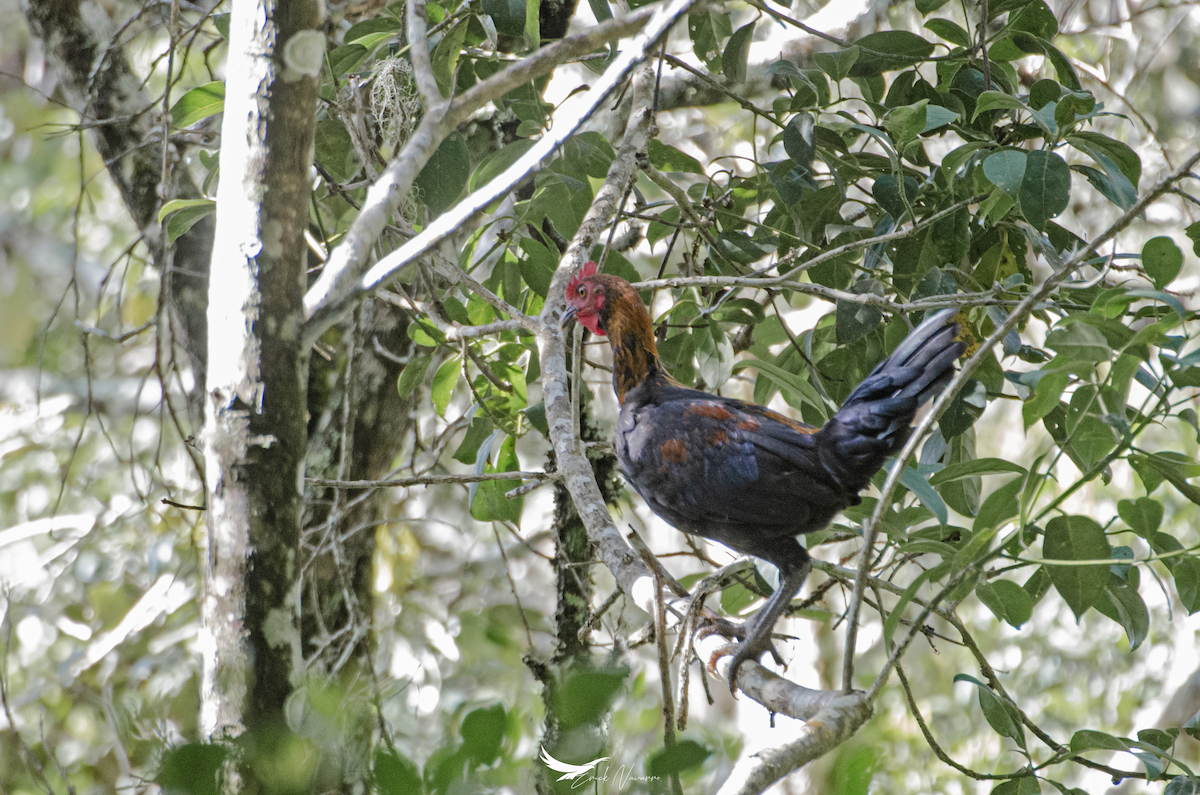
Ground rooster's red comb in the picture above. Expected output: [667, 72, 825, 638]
[567, 261, 599, 293]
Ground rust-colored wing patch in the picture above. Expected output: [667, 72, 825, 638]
[686, 402, 736, 421]
[659, 439, 689, 464]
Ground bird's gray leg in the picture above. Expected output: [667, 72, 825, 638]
[723, 542, 812, 693]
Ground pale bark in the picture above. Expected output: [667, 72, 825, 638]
[200, 0, 321, 740]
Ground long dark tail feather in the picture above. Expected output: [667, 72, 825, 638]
[818, 308, 966, 492]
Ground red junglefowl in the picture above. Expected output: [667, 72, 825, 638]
[560, 261, 966, 691]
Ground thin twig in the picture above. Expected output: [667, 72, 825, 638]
[306, 471, 558, 488]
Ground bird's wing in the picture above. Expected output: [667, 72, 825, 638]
[618, 395, 847, 541]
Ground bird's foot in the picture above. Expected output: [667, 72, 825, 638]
[699, 618, 784, 694]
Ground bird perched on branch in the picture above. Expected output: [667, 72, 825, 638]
[560, 261, 966, 692]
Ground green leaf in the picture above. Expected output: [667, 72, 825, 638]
[783, 113, 816, 169]
[212, 13, 230, 39]
[1117, 497, 1163, 537]
[734, 358, 826, 414]
[1046, 322, 1110, 362]
[1044, 515, 1111, 620]
[973, 91, 1029, 120]
[814, 46, 860, 81]
[1068, 132, 1141, 188]
[483, 0, 526, 35]
[688, 10, 732, 72]
[430, 19, 469, 96]
[470, 435, 524, 523]
[472, 139, 537, 190]
[555, 667, 628, 729]
[930, 458, 1028, 485]
[346, 17, 403, 42]
[1022, 371, 1068, 429]
[954, 674, 1026, 749]
[1092, 572, 1149, 650]
[1064, 386, 1118, 470]
[872, 174, 920, 219]
[397, 354, 433, 398]
[1029, 78, 1061, 109]
[939, 379, 986, 438]
[588, 0, 612, 21]
[647, 740, 712, 777]
[524, 0, 541, 49]
[977, 579, 1035, 628]
[1174, 556, 1200, 614]
[315, 118, 359, 183]
[408, 319, 446, 347]
[170, 82, 225, 128]
[518, 238, 556, 297]
[941, 142, 988, 176]
[453, 415, 494, 464]
[1018, 150, 1071, 231]
[1036, 36, 1082, 90]
[723, 22, 754, 83]
[1070, 729, 1129, 753]
[720, 579, 760, 615]
[1142, 236, 1184, 289]
[991, 777, 1042, 795]
[415, 132, 470, 216]
[836, 281, 884, 343]
[695, 319, 735, 389]
[1073, 164, 1136, 211]
[901, 466, 948, 525]
[973, 476, 1024, 533]
[1024, 565, 1052, 604]
[1164, 776, 1200, 795]
[562, 131, 615, 179]
[923, 104, 960, 131]
[1012, 0, 1058, 36]
[924, 18, 971, 46]
[157, 743, 228, 795]
[1186, 221, 1200, 257]
[883, 100, 930, 145]
[328, 43, 370, 77]
[647, 206, 681, 244]
[1138, 729, 1177, 752]
[374, 748, 424, 795]
[461, 704, 506, 763]
[647, 139, 704, 175]
[158, 199, 215, 245]
[983, 150, 1027, 195]
[848, 31, 935, 76]
[431, 357, 460, 417]
[1141, 452, 1200, 507]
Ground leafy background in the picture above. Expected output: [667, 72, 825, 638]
[2, 0, 1200, 791]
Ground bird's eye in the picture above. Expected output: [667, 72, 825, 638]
[576, 285, 586, 297]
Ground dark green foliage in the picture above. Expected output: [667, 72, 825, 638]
[12, 0, 1200, 793]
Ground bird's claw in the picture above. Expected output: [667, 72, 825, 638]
[700, 618, 784, 694]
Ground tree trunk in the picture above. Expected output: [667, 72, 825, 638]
[199, 0, 322, 752]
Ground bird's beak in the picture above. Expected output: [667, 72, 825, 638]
[559, 306, 578, 330]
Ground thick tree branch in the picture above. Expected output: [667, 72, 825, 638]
[302, 5, 663, 344]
